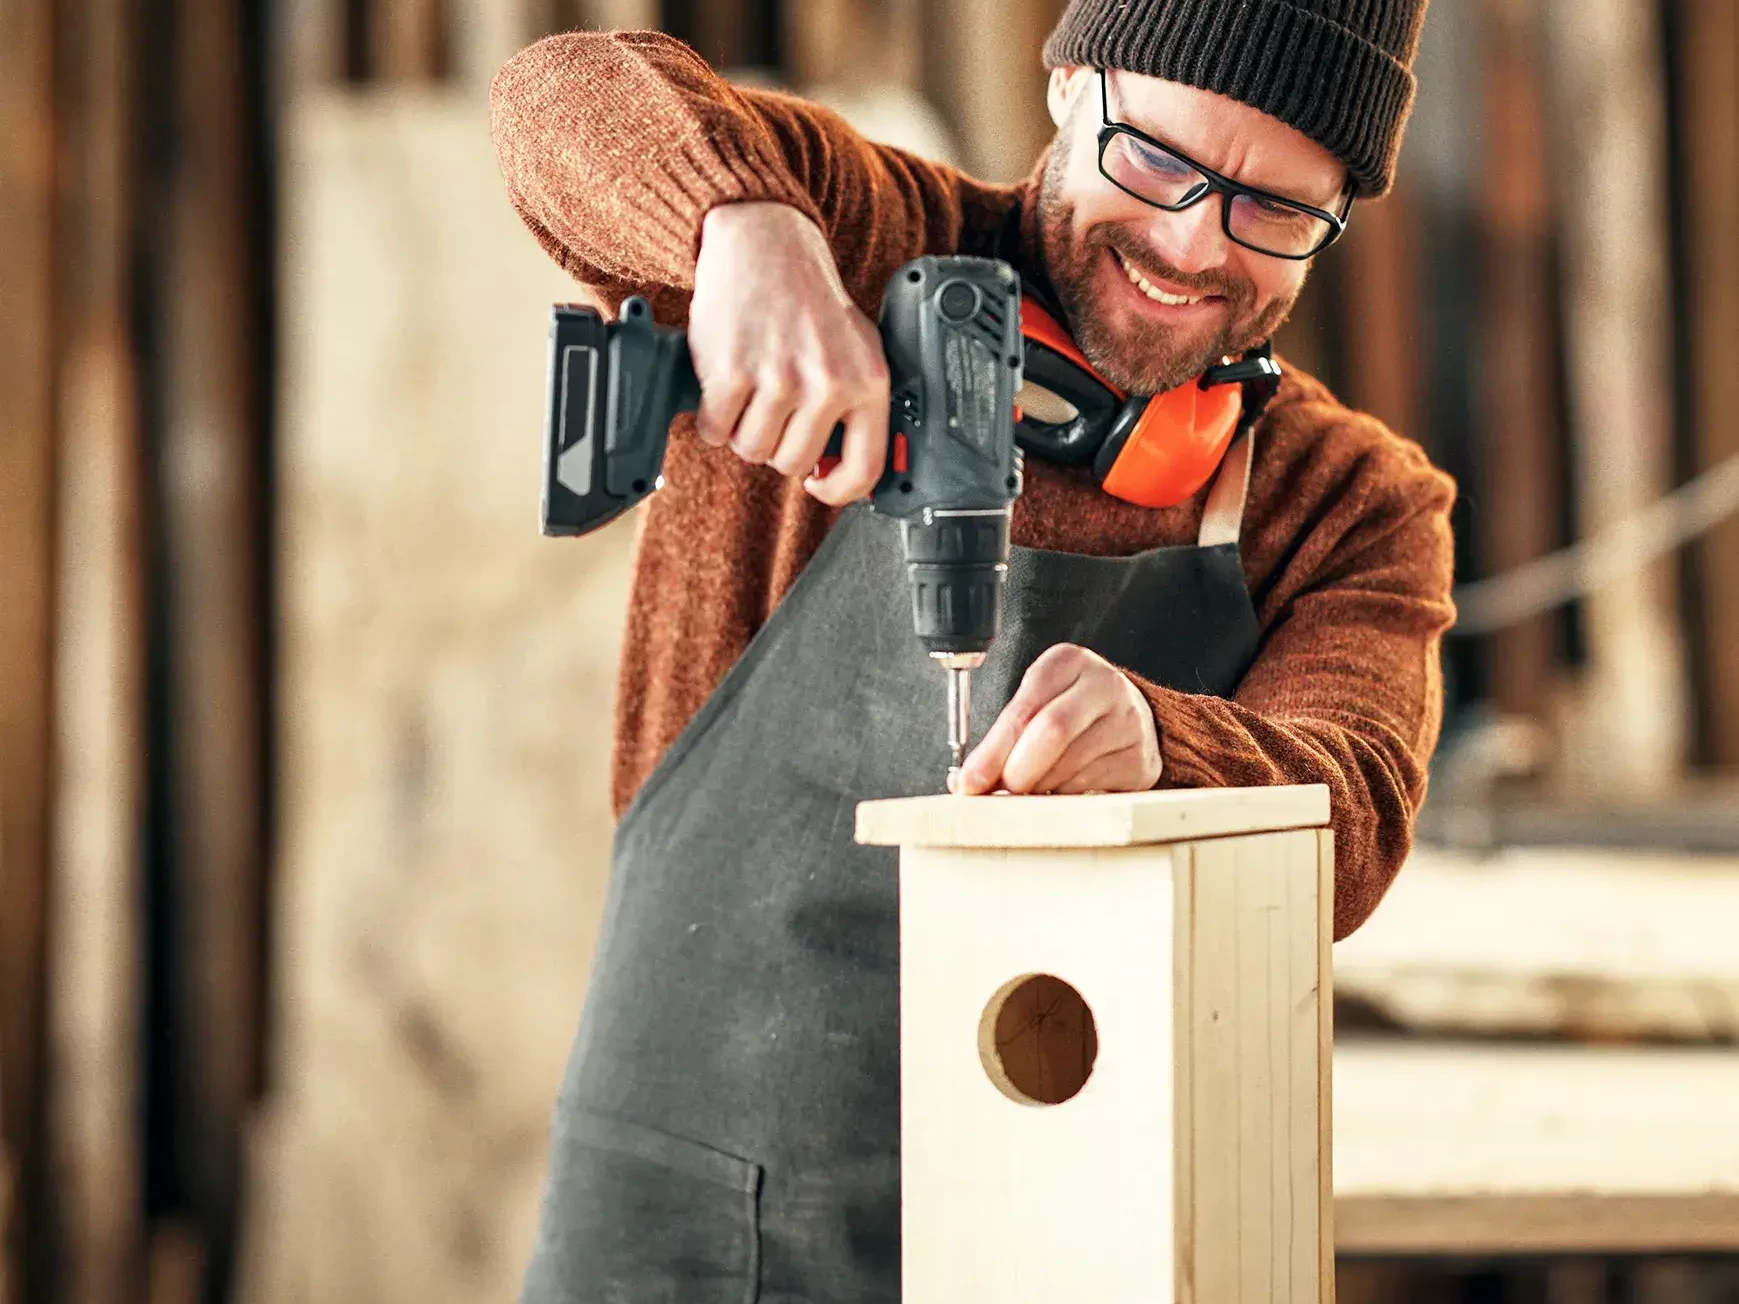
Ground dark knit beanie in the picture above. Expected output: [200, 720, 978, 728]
[1043, 0, 1429, 198]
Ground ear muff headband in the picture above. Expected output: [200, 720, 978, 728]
[1016, 297, 1278, 510]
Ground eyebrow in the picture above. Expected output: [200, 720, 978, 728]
[1102, 70, 1348, 212]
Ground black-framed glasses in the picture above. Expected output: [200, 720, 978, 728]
[1095, 70, 1352, 260]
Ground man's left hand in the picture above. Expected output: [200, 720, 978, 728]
[951, 644, 1163, 796]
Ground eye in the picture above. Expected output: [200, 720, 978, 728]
[1125, 136, 1197, 182]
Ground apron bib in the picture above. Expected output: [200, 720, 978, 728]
[522, 436, 1262, 1304]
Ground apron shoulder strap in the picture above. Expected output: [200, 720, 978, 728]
[1197, 428, 1253, 549]
[1195, 343, 1279, 549]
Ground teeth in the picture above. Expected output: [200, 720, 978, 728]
[1116, 250, 1202, 307]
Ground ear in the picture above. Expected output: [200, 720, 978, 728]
[1046, 66, 1091, 129]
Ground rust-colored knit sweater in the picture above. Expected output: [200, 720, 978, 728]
[489, 31, 1457, 940]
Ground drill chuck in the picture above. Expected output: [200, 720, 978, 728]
[901, 507, 1012, 656]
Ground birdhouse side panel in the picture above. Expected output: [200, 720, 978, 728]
[899, 842, 1185, 1304]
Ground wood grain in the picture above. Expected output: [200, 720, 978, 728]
[1333, 1039, 1739, 1253]
[900, 840, 1180, 1304]
[1180, 831, 1327, 1301]
[896, 823, 1328, 1302]
[857, 785, 1330, 849]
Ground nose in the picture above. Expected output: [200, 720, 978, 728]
[1145, 193, 1231, 276]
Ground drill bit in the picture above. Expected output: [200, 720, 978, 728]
[935, 651, 985, 791]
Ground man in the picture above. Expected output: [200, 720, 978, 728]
[492, 1, 1451, 1297]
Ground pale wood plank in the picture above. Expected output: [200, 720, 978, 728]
[1676, 0, 1739, 766]
[856, 786, 1331, 849]
[239, 92, 630, 1304]
[1171, 857, 1197, 1303]
[1333, 1040, 1739, 1254]
[1179, 832, 1324, 1303]
[1186, 842, 1239, 1303]
[1314, 831, 1335, 1304]
[900, 842, 1177, 1303]
[1333, 844, 1739, 1041]
[1541, 0, 1688, 793]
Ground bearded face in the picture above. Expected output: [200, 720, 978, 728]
[1036, 68, 1348, 396]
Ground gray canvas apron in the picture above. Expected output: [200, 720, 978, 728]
[521, 433, 1263, 1304]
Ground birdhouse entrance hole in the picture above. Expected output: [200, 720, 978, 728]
[977, 973, 1098, 1105]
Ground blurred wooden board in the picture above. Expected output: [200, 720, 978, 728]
[1335, 845, 1739, 1041]
[1334, 1039, 1739, 1253]
[236, 90, 635, 1304]
[856, 785, 1330, 849]
[0, 0, 59, 1284]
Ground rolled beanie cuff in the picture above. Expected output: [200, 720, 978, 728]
[1043, 0, 1420, 197]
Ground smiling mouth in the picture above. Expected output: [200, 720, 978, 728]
[1111, 248, 1215, 308]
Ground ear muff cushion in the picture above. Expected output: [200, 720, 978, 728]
[1097, 379, 1244, 509]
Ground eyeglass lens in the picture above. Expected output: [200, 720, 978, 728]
[1100, 131, 1335, 258]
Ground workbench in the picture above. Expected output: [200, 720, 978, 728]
[1333, 1037, 1739, 1255]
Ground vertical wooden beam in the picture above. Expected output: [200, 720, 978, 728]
[1542, 0, 1688, 795]
[48, 0, 145, 1295]
[372, 0, 447, 81]
[1476, 0, 1560, 716]
[160, 0, 267, 1287]
[920, 0, 1065, 183]
[1339, 184, 1424, 444]
[283, 0, 345, 88]
[1676, 0, 1739, 766]
[781, 0, 919, 92]
[582, 0, 654, 28]
[0, 0, 57, 1291]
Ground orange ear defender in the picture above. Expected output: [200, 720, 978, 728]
[1016, 297, 1282, 509]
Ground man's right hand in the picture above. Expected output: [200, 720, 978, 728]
[690, 203, 891, 506]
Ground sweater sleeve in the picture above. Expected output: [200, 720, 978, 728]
[1127, 433, 1457, 942]
[488, 30, 998, 309]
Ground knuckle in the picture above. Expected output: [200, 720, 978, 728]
[759, 368, 802, 406]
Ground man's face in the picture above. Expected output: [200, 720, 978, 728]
[1038, 66, 1350, 395]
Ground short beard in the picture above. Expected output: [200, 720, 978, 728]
[1037, 129, 1301, 395]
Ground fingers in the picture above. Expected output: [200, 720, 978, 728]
[695, 376, 752, 449]
[1050, 742, 1151, 795]
[728, 370, 802, 465]
[956, 645, 1089, 795]
[806, 399, 888, 506]
[999, 679, 1113, 794]
[957, 645, 1163, 796]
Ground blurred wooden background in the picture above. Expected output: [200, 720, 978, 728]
[2, 0, 1738, 1301]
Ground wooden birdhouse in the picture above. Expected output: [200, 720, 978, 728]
[856, 785, 1336, 1304]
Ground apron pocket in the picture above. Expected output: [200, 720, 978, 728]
[523, 1108, 763, 1304]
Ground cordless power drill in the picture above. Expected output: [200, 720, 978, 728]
[540, 255, 1026, 784]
